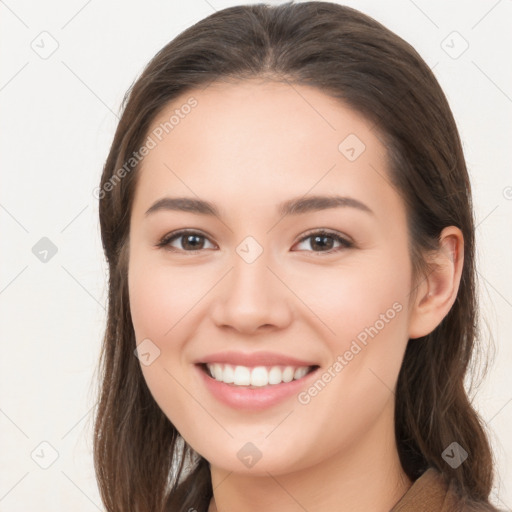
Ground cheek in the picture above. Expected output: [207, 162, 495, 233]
[281, 257, 411, 461]
[287, 249, 412, 423]
[128, 253, 213, 343]
[127, 252, 223, 401]
[127, 256, 209, 433]
[289, 251, 412, 343]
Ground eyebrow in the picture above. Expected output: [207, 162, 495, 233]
[144, 194, 374, 218]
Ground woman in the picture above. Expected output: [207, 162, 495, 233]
[93, 2, 500, 511]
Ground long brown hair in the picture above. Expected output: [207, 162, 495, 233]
[94, 2, 498, 510]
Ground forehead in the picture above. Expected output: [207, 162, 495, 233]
[131, 79, 399, 223]
[147, 78, 378, 153]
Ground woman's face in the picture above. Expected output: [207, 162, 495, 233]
[128, 79, 417, 475]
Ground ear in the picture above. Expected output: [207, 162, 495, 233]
[408, 226, 464, 339]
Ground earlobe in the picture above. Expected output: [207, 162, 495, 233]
[408, 226, 464, 339]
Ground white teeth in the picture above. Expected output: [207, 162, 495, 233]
[250, 366, 268, 387]
[233, 365, 251, 386]
[212, 363, 223, 381]
[294, 367, 308, 380]
[282, 366, 294, 383]
[268, 366, 282, 385]
[222, 363, 235, 383]
[205, 363, 313, 386]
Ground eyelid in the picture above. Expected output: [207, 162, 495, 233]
[295, 228, 353, 245]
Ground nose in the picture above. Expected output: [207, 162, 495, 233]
[209, 251, 293, 335]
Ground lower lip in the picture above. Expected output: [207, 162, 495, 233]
[196, 364, 320, 411]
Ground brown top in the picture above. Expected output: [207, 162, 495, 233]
[208, 467, 492, 512]
[391, 468, 463, 512]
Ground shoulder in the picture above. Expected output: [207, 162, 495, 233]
[391, 468, 500, 512]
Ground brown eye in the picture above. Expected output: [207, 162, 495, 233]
[157, 231, 216, 252]
[293, 230, 353, 254]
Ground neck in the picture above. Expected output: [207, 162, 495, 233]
[208, 405, 412, 512]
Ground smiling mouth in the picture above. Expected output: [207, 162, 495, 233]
[198, 363, 320, 388]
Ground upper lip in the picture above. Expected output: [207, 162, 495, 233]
[195, 351, 318, 368]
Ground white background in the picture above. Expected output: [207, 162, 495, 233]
[0, 0, 511, 510]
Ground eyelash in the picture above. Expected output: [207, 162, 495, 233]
[156, 229, 353, 255]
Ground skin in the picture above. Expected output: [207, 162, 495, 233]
[127, 79, 464, 512]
